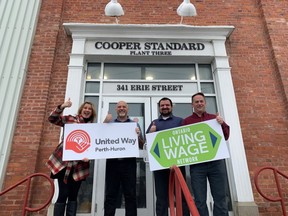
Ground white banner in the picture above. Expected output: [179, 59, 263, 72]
[63, 122, 139, 161]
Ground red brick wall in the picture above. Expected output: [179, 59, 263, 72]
[0, 0, 67, 215]
[246, 0, 288, 215]
[1, 0, 287, 215]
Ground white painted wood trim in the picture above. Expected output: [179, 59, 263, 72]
[63, 23, 255, 209]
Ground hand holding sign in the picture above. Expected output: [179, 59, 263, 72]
[149, 121, 157, 133]
[215, 112, 224, 125]
[135, 127, 141, 136]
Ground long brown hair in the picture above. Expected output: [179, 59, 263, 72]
[77, 101, 97, 122]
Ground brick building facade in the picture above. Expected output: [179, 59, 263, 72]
[0, 0, 287, 215]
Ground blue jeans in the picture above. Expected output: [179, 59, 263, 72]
[190, 160, 228, 216]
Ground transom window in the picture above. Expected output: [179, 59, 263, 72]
[84, 63, 218, 114]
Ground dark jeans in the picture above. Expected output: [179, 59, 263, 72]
[104, 158, 137, 216]
[154, 166, 189, 216]
[190, 160, 228, 216]
[55, 169, 82, 203]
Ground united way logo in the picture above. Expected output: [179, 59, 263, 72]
[65, 130, 91, 153]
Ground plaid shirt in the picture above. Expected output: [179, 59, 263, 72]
[46, 105, 90, 183]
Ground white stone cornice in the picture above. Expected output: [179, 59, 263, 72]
[63, 23, 234, 40]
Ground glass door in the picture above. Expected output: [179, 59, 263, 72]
[93, 96, 232, 216]
[151, 97, 233, 216]
[95, 97, 154, 216]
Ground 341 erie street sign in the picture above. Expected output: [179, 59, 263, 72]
[145, 119, 230, 171]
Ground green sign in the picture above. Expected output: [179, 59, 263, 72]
[149, 122, 222, 168]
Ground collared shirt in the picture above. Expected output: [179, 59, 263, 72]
[46, 105, 90, 183]
[114, 117, 133, 123]
[182, 112, 230, 140]
[146, 114, 183, 133]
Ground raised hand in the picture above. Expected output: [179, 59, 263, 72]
[149, 121, 157, 132]
[60, 98, 72, 109]
[133, 117, 139, 123]
[215, 112, 224, 125]
[104, 111, 113, 123]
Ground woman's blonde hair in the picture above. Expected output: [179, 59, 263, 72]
[77, 101, 97, 122]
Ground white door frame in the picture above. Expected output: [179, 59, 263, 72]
[94, 96, 154, 216]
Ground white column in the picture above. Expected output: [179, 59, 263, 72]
[48, 39, 87, 213]
[64, 38, 86, 116]
[212, 40, 254, 202]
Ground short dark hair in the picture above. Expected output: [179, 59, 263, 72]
[158, 97, 173, 107]
[192, 92, 205, 102]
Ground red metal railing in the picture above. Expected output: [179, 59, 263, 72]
[254, 166, 288, 216]
[169, 165, 200, 216]
[0, 173, 54, 216]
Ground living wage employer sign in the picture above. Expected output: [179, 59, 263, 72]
[62, 123, 139, 161]
[145, 119, 230, 171]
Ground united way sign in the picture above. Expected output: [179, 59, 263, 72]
[145, 119, 230, 171]
[62, 123, 139, 161]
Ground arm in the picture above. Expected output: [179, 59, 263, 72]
[138, 135, 145, 149]
[221, 122, 230, 140]
[103, 112, 113, 123]
[146, 121, 157, 133]
[136, 123, 145, 149]
[215, 113, 230, 140]
[48, 99, 72, 126]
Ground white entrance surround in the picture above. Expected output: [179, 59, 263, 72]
[63, 23, 259, 216]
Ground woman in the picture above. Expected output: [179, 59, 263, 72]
[46, 98, 96, 216]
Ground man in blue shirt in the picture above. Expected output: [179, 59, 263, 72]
[146, 97, 189, 216]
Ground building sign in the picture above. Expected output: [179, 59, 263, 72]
[62, 123, 139, 160]
[85, 41, 213, 56]
[103, 82, 197, 95]
[145, 119, 230, 171]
